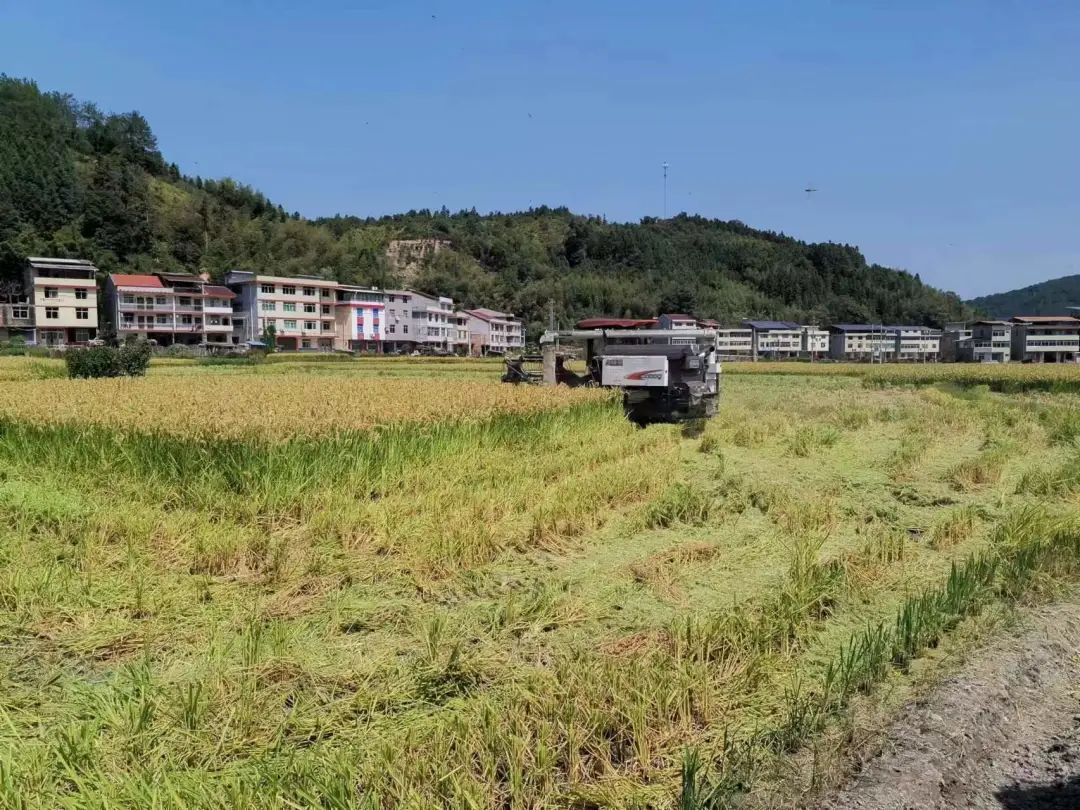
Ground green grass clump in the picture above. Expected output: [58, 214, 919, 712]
[643, 481, 715, 529]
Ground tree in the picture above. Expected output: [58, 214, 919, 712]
[81, 155, 152, 260]
[260, 322, 277, 350]
[0, 76, 79, 232]
[658, 284, 699, 316]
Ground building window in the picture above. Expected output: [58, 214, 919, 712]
[282, 285, 296, 295]
[302, 339, 311, 348]
[45, 307, 59, 319]
[44, 287, 59, 299]
[260, 284, 275, 294]
[303, 287, 315, 297]
[122, 294, 134, 304]
[181, 315, 193, 325]
[156, 315, 168, 325]
[75, 330, 90, 343]
[322, 321, 331, 331]
[322, 305, 330, 315]
[261, 301, 276, 312]
[403, 324, 408, 334]
[304, 320, 316, 330]
[283, 302, 296, 312]
[156, 297, 167, 305]
[304, 303, 316, 313]
[388, 324, 396, 334]
[75, 308, 89, 320]
[12, 306, 29, 319]
[75, 288, 88, 300]
[284, 319, 297, 330]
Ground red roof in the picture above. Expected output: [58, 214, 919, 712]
[1011, 315, 1080, 323]
[112, 274, 164, 289]
[466, 307, 513, 321]
[202, 285, 236, 299]
[576, 317, 657, 329]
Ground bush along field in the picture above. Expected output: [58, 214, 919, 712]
[0, 359, 1079, 807]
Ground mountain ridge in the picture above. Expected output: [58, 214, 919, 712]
[0, 74, 971, 335]
[966, 275, 1080, 319]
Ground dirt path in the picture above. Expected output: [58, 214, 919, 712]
[820, 603, 1080, 810]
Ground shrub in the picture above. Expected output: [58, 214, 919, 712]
[65, 341, 152, 379]
[116, 340, 152, 376]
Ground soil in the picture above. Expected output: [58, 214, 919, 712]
[820, 603, 1080, 810]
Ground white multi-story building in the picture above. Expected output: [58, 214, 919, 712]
[107, 272, 235, 346]
[829, 324, 940, 361]
[334, 286, 385, 351]
[894, 326, 941, 361]
[802, 326, 829, 356]
[714, 327, 754, 358]
[465, 308, 525, 355]
[26, 257, 99, 346]
[384, 289, 464, 353]
[1010, 316, 1080, 363]
[657, 313, 698, 330]
[226, 272, 338, 351]
[743, 320, 804, 358]
[964, 321, 1012, 363]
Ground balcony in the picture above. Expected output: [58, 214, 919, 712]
[118, 302, 174, 313]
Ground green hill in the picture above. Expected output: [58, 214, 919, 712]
[0, 74, 970, 335]
[966, 275, 1080, 319]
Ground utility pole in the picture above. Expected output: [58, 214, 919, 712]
[662, 162, 669, 219]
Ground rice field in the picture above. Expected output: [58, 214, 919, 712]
[0, 356, 1079, 808]
[725, 359, 1080, 392]
[0, 376, 608, 439]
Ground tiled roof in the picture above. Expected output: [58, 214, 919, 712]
[468, 308, 516, 321]
[743, 319, 801, 330]
[830, 323, 935, 333]
[29, 257, 98, 272]
[202, 285, 236, 299]
[111, 274, 164, 288]
[575, 317, 656, 329]
[1011, 315, 1080, 323]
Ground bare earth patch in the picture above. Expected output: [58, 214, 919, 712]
[821, 602, 1080, 810]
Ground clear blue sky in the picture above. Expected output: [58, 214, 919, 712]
[4, 0, 1079, 298]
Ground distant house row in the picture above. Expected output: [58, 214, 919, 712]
[0, 257, 524, 355]
[652, 315, 1080, 363]
[678, 318, 943, 362]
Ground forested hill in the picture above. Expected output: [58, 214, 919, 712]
[967, 276, 1080, 319]
[0, 75, 969, 335]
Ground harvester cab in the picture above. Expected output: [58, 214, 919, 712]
[505, 323, 720, 425]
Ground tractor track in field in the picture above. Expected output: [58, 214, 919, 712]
[819, 602, 1080, 810]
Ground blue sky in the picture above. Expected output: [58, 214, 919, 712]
[4, 0, 1079, 298]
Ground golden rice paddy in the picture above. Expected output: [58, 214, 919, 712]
[0, 375, 611, 439]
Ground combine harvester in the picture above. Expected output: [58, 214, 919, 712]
[503, 317, 721, 425]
